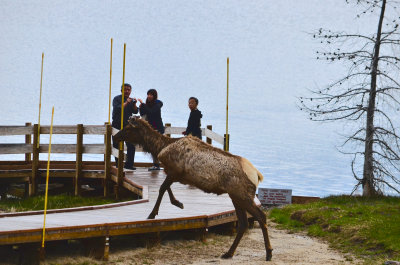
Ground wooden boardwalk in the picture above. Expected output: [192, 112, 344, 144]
[0, 168, 256, 248]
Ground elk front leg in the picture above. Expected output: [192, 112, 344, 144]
[167, 187, 184, 209]
[147, 176, 173, 219]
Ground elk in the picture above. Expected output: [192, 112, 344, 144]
[114, 116, 272, 261]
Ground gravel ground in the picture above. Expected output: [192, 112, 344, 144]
[40, 222, 360, 265]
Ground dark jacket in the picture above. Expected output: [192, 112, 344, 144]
[139, 100, 165, 134]
[185, 109, 202, 139]
[112, 95, 138, 129]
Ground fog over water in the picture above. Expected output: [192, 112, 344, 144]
[0, 0, 391, 196]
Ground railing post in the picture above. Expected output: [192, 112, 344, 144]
[116, 142, 124, 200]
[25, 122, 32, 163]
[24, 122, 32, 197]
[224, 134, 230, 152]
[30, 124, 39, 196]
[103, 122, 108, 162]
[165, 123, 171, 137]
[104, 123, 112, 197]
[206, 125, 212, 145]
[75, 124, 83, 196]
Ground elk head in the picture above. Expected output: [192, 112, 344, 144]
[113, 116, 144, 145]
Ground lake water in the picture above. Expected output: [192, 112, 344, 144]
[0, 0, 392, 197]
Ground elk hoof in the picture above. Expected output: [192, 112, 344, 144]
[147, 212, 156, 219]
[221, 252, 233, 259]
[172, 200, 184, 209]
[266, 249, 273, 261]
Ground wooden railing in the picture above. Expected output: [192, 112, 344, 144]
[0, 122, 225, 198]
[110, 123, 225, 158]
[164, 123, 225, 145]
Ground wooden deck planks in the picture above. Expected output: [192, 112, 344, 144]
[0, 168, 253, 245]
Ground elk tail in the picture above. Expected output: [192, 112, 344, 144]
[240, 157, 264, 187]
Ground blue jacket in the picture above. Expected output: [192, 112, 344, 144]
[139, 100, 165, 134]
[112, 95, 138, 129]
[185, 109, 202, 138]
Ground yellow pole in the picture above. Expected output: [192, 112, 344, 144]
[41, 106, 54, 249]
[225, 57, 229, 151]
[120, 43, 126, 151]
[37, 53, 44, 148]
[108, 38, 113, 124]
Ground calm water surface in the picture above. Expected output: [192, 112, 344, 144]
[0, 0, 386, 196]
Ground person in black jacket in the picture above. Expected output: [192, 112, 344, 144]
[138, 89, 164, 170]
[182, 97, 203, 139]
[112, 83, 138, 170]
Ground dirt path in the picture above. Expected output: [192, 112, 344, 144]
[43, 222, 360, 265]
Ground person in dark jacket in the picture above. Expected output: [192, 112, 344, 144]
[138, 89, 164, 170]
[112, 83, 138, 170]
[182, 97, 203, 139]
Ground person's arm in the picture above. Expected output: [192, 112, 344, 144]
[140, 101, 162, 117]
[187, 110, 201, 133]
[124, 97, 135, 109]
[132, 99, 138, 114]
[186, 112, 194, 135]
[114, 95, 133, 110]
[139, 103, 147, 116]
[192, 110, 202, 127]
[113, 95, 122, 110]
[127, 98, 138, 114]
[138, 99, 146, 116]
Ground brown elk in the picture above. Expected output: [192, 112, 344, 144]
[114, 116, 272, 261]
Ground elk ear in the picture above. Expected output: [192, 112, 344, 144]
[128, 115, 141, 127]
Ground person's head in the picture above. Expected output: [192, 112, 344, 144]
[121, 83, 132, 98]
[146, 89, 158, 103]
[188, 97, 199, 111]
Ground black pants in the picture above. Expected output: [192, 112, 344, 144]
[112, 136, 135, 168]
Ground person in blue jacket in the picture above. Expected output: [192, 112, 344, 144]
[182, 97, 203, 139]
[112, 83, 138, 170]
[138, 89, 164, 170]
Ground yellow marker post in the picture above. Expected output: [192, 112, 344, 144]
[225, 57, 229, 151]
[108, 38, 113, 124]
[41, 106, 54, 250]
[37, 53, 44, 148]
[116, 44, 127, 198]
[120, 43, 126, 151]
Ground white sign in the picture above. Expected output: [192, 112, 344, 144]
[257, 188, 292, 205]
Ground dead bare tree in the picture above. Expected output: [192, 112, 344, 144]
[300, 0, 400, 196]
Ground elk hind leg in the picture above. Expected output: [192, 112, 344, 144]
[244, 198, 273, 261]
[221, 200, 248, 259]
